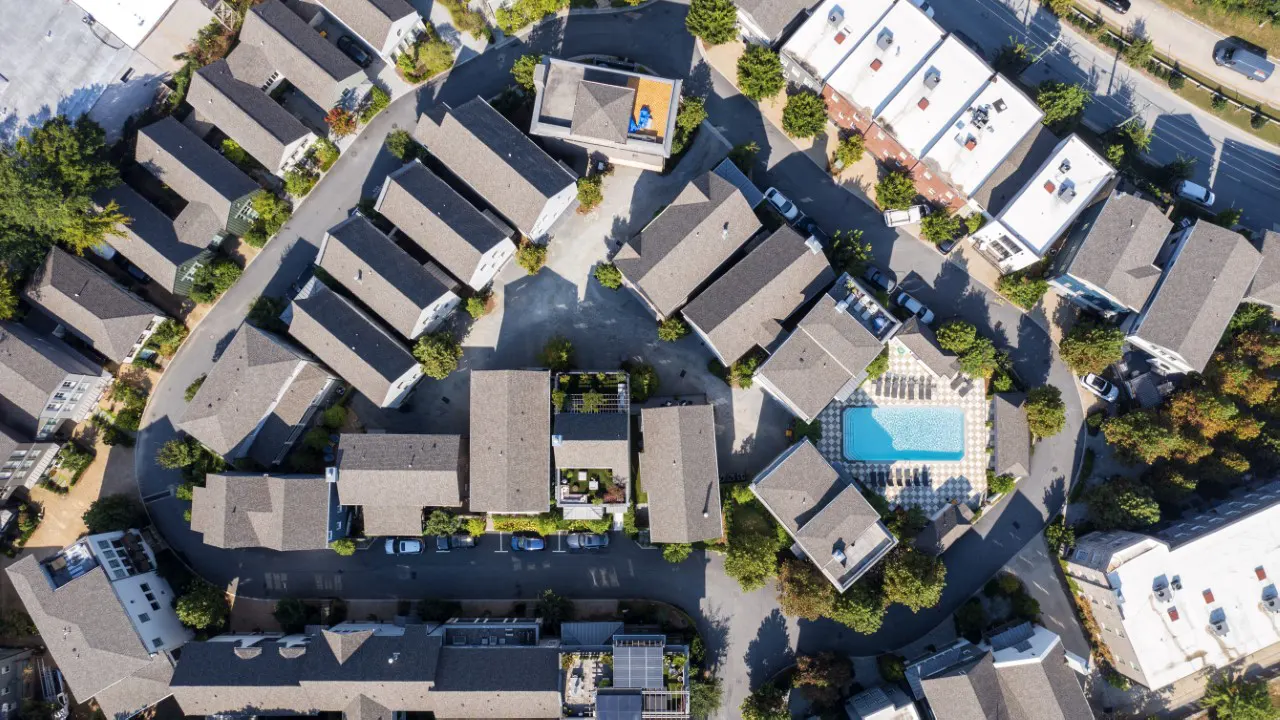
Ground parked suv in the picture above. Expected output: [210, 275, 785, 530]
[893, 291, 935, 325]
[1176, 179, 1216, 208]
[764, 187, 802, 223]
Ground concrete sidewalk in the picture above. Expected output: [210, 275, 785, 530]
[1084, 0, 1279, 108]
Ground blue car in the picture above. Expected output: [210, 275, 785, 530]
[511, 535, 545, 551]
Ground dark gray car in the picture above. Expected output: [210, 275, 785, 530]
[566, 532, 610, 550]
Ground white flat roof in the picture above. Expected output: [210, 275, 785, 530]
[874, 37, 993, 158]
[919, 76, 1043, 197]
[781, 0, 895, 82]
[990, 135, 1114, 254]
[72, 0, 177, 47]
[1110, 505, 1280, 689]
[825, 1, 944, 117]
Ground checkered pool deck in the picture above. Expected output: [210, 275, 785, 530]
[814, 341, 991, 514]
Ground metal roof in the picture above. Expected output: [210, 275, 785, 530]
[612, 636, 664, 690]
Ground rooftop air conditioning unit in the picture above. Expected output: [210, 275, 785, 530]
[923, 69, 941, 89]
[1172, 577, 1183, 590]
[1265, 597, 1280, 614]
[1154, 584, 1172, 603]
[828, 6, 845, 25]
[1059, 186, 1077, 202]
[877, 30, 894, 50]
[1059, 159, 1072, 174]
[1212, 619, 1229, 637]
[993, 98, 1007, 112]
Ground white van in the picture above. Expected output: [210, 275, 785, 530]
[1176, 180, 1216, 208]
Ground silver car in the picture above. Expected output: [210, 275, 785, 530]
[566, 533, 610, 550]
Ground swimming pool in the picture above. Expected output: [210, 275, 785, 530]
[843, 406, 965, 462]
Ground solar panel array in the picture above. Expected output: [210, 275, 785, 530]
[612, 636, 664, 689]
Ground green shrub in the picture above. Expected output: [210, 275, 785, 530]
[1036, 81, 1091, 126]
[626, 362, 659, 402]
[964, 214, 986, 234]
[594, 262, 623, 289]
[190, 258, 242, 304]
[736, 44, 784, 101]
[183, 375, 204, 402]
[662, 543, 693, 563]
[670, 96, 707, 155]
[997, 267, 1049, 310]
[284, 167, 318, 197]
[385, 129, 418, 160]
[359, 86, 390, 123]
[1026, 385, 1066, 438]
[146, 319, 189, 357]
[1122, 35, 1153, 66]
[541, 335, 574, 371]
[865, 347, 889, 381]
[781, 91, 829, 139]
[176, 582, 228, 630]
[330, 538, 356, 556]
[658, 317, 688, 342]
[221, 139, 249, 167]
[466, 291, 491, 319]
[988, 473, 1017, 495]
[397, 27, 455, 82]
[920, 210, 961, 245]
[1167, 71, 1185, 91]
[244, 192, 293, 248]
[496, 0, 568, 33]
[511, 54, 542, 91]
[311, 138, 340, 171]
[577, 175, 604, 213]
[685, 0, 738, 45]
[831, 133, 864, 172]
[414, 331, 463, 379]
[516, 243, 547, 275]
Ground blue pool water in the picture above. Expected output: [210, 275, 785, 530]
[843, 406, 965, 462]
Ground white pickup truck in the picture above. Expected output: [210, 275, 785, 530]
[882, 204, 932, 227]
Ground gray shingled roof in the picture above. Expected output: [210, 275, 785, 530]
[287, 281, 418, 406]
[335, 434, 465, 509]
[180, 324, 328, 459]
[428, 646, 564, 718]
[95, 184, 218, 294]
[552, 412, 630, 482]
[916, 637, 1093, 720]
[229, 0, 365, 109]
[759, 292, 886, 420]
[1246, 230, 1280, 309]
[191, 473, 332, 550]
[896, 317, 960, 377]
[318, 216, 457, 339]
[468, 370, 551, 514]
[314, 0, 418, 49]
[6, 555, 176, 716]
[189, 60, 312, 171]
[170, 625, 443, 715]
[683, 227, 834, 363]
[992, 393, 1030, 478]
[135, 116, 258, 226]
[919, 653, 1004, 720]
[1135, 222, 1261, 373]
[915, 502, 974, 555]
[995, 643, 1094, 720]
[24, 249, 162, 363]
[247, 361, 334, 467]
[1059, 191, 1172, 312]
[639, 404, 722, 543]
[752, 441, 892, 588]
[376, 160, 512, 288]
[360, 505, 426, 536]
[413, 98, 575, 236]
[571, 81, 634, 144]
[614, 170, 761, 317]
[736, 0, 814, 39]
[0, 322, 101, 437]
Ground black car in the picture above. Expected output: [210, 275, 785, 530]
[796, 217, 829, 245]
[436, 534, 477, 551]
[1099, 0, 1130, 13]
[936, 237, 958, 255]
[337, 36, 373, 68]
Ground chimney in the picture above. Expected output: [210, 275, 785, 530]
[917, 97, 930, 110]
[1043, 180, 1056, 194]
[870, 58, 883, 71]
[964, 138, 977, 150]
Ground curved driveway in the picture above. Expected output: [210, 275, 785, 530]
[136, 2, 1083, 711]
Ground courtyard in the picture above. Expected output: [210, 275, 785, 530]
[814, 336, 992, 515]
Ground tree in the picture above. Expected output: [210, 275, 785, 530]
[146, 319, 189, 357]
[1044, 520, 1076, 554]
[1202, 673, 1274, 720]
[955, 598, 987, 642]
[385, 129, 418, 160]
[689, 676, 723, 719]
[1122, 35, 1154, 66]
[176, 583, 228, 630]
[1215, 207, 1244, 229]
[685, 0, 738, 45]
[245, 191, 293, 247]
[658, 317, 689, 342]
[832, 133, 865, 172]
[422, 510, 460, 537]
[740, 684, 788, 720]
[511, 53, 542, 91]
[0, 274, 14, 320]
[1043, 0, 1074, 15]
[414, 331, 462, 379]
[1228, 303, 1272, 335]
[989, 473, 1017, 495]
[1060, 323, 1125, 374]
[866, 347, 890, 381]
[577, 175, 604, 213]
[724, 526, 780, 592]
[541, 335, 574, 371]
[1025, 385, 1066, 438]
[1036, 81, 1091, 126]
[1106, 143, 1125, 166]
[662, 543, 693, 563]
[737, 45, 784, 101]
[1102, 410, 1195, 464]
[996, 268, 1050, 310]
[920, 210, 961, 245]
[157, 438, 200, 470]
[330, 538, 356, 556]
[1167, 388, 1243, 440]
[516, 242, 547, 274]
[671, 96, 708, 155]
[959, 336, 999, 379]
[875, 171, 917, 210]
[537, 588, 572, 631]
[1088, 476, 1161, 530]
[829, 581, 887, 634]
[776, 559, 836, 620]
[1118, 119, 1153, 153]
[826, 229, 871, 275]
[17, 117, 118, 196]
[283, 167, 318, 197]
[221, 139, 250, 167]
[594, 262, 622, 289]
[273, 598, 313, 634]
[729, 141, 760, 173]
[324, 107, 357, 138]
[83, 494, 145, 533]
[936, 320, 977, 354]
[882, 549, 947, 612]
[793, 652, 852, 709]
[781, 91, 829, 139]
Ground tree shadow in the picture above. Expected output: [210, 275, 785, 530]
[744, 608, 793, 687]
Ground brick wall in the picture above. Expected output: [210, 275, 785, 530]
[911, 162, 966, 211]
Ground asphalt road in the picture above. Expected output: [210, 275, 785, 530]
[134, 2, 1089, 711]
